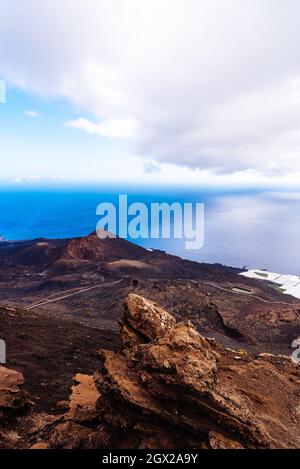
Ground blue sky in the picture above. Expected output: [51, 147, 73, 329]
[1, 0, 300, 188]
[0, 86, 143, 184]
[1, 85, 225, 186]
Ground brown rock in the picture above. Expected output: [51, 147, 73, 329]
[93, 294, 300, 449]
[208, 431, 244, 449]
[50, 421, 107, 449]
[122, 294, 176, 347]
[30, 442, 49, 450]
[26, 294, 300, 450]
[0, 366, 30, 417]
[0, 430, 21, 448]
[66, 374, 99, 423]
[56, 400, 69, 409]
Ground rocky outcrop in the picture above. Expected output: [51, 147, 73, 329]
[0, 366, 30, 418]
[65, 374, 100, 424]
[0, 366, 31, 448]
[50, 421, 106, 449]
[5, 294, 299, 449]
[49, 294, 300, 449]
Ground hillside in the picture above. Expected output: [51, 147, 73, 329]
[0, 294, 299, 449]
[0, 233, 299, 448]
[0, 233, 299, 352]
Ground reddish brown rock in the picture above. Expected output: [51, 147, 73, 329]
[208, 431, 244, 449]
[50, 421, 107, 449]
[93, 294, 300, 449]
[123, 294, 176, 344]
[0, 366, 30, 417]
[12, 293, 300, 450]
[66, 374, 100, 423]
[30, 442, 49, 450]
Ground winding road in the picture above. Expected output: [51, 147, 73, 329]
[26, 279, 125, 310]
[26, 275, 300, 312]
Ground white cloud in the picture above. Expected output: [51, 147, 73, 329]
[1, 0, 300, 175]
[25, 110, 41, 118]
[12, 175, 66, 184]
[12, 175, 41, 183]
[64, 117, 138, 139]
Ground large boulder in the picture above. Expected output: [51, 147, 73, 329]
[94, 294, 300, 449]
[48, 294, 300, 449]
[0, 366, 30, 418]
[66, 374, 100, 423]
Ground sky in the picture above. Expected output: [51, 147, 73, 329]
[1, 0, 300, 187]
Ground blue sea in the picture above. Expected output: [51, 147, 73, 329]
[0, 184, 299, 275]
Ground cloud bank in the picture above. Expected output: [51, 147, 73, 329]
[1, 0, 300, 175]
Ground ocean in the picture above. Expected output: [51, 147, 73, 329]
[0, 184, 299, 275]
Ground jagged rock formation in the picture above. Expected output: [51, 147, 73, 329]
[0, 366, 30, 418]
[1, 294, 299, 449]
[0, 366, 31, 448]
[48, 294, 300, 449]
[66, 374, 100, 424]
